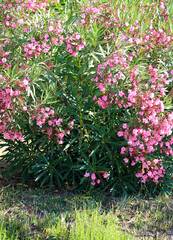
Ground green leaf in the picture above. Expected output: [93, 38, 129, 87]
[35, 171, 48, 182]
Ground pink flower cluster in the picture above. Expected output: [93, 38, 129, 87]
[89, 1, 173, 184]
[64, 32, 86, 57]
[84, 172, 108, 185]
[0, 0, 80, 144]
[2, 0, 85, 60]
[94, 60, 173, 183]
[0, 67, 73, 144]
[2, 0, 49, 14]
[23, 19, 64, 59]
[24, 40, 51, 60]
[25, 0, 49, 12]
[0, 74, 30, 141]
[135, 159, 165, 183]
[80, 4, 113, 28]
[0, 41, 11, 70]
[79, 0, 171, 56]
[116, 66, 173, 183]
[2, 0, 49, 32]
[32, 106, 74, 144]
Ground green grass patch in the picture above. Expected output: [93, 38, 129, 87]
[0, 185, 172, 239]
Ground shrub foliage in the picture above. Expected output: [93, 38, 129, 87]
[0, 0, 173, 193]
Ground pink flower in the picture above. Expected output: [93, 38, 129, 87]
[48, 26, 54, 32]
[22, 106, 27, 111]
[23, 28, 29, 32]
[124, 158, 129, 163]
[12, 23, 16, 28]
[119, 91, 124, 97]
[81, 14, 86, 18]
[129, 26, 134, 31]
[103, 173, 108, 178]
[148, 171, 153, 178]
[1, 58, 6, 63]
[121, 147, 126, 154]
[49, 110, 55, 116]
[122, 123, 128, 129]
[91, 173, 96, 180]
[56, 118, 62, 125]
[96, 83, 105, 92]
[31, 37, 35, 42]
[117, 131, 124, 137]
[37, 120, 42, 126]
[48, 120, 53, 126]
[91, 181, 96, 185]
[75, 34, 80, 40]
[134, 20, 138, 25]
[97, 64, 102, 70]
[153, 159, 159, 164]
[72, 52, 78, 57]
[132, 129, 138, 135]
[97, 179, 100, 184]
[84, 172, 90, 178]
[147, 161, 151, 166]
[4, 132, 10, 139]
[57, 132, 64, 139]
[102, 95, 107, 101]
[117, 72, 123, 79]
[47, 127, 52, 136]
[6, 21, 10, 26]
[69, 121, 74, 126]
[18, 19, 23, 24]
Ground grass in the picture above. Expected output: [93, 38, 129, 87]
[0, 181, 172, 240]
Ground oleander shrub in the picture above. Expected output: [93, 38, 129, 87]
[0, 0, 173, 194]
